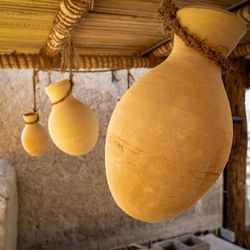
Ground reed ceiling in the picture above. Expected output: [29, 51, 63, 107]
[0, 0, 249, 56]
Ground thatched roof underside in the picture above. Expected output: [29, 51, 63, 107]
[0, 0, 249, 59]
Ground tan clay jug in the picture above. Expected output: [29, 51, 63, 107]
[105, 7, 247, 222]
[21, 112, 49, 156]
[45, 79, 99, 156]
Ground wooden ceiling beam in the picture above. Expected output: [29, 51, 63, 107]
[231, 42, 250, 58]
[234, 3, 250, 24]
[0, 53, 155, 69]
[149, 40, 250, 59]
[42, 0, 93, 57]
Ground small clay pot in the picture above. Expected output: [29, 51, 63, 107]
[21, 112, 48, 156]
[45, 80, 99, 156]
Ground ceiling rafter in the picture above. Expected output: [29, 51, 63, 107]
[42, 0, 93, 57]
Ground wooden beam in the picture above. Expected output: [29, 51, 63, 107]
[149, 41, 173, 58]
[231, 42, 250, 58]
[0, 53, 155, 69]
[42, 0, 93, 57]
[234, 3, 250, 24]
[149, 40, 250, 59]
[223, 58, 248, 246]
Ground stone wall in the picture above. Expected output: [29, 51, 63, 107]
[0, 69, 222, 250]
[0, 159, 18, 250]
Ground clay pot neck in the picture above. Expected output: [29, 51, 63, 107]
[177, 6, 246, 57]
[166, 35, 221, 75]
[23, 112, 39, 124]
[45, 80, 74, 104]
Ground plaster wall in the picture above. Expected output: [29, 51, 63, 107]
[0, 69, 223, 250]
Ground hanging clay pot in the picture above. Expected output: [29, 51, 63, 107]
[45, 79, 99, 156]
[105, 7, 247, 222]
[21, 112, 49, 156]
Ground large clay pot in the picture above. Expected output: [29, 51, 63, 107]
[21, 112, 48, 156]
[105, 7, 247, 222]
[45, 79, 99, 156]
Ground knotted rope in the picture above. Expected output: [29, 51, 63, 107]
[25, 69, 40, 124]
[50, 38, 76, 106]
[50, 70, 74, 106]
[158, 0, 232, 73]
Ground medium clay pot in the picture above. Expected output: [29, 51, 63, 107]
[105, 7, 247, 222]
[45, 79, 99, 156]
[21, 112, 48, 156]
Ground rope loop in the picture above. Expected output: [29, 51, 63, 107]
[51, 36, 75, 106]
[50, 79, 73, 106]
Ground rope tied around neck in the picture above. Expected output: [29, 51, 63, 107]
[25, 69, 40, 124]
[158, 0, 232, 73]
[50, 70, 74, 106]
[50, 37, 75, 106]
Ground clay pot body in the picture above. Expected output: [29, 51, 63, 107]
[21, 112, 48, 156]
[105, 7, 247, 222]
[45, 80, 99, 156]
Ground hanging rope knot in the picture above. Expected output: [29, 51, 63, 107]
[50, 77, 74, 106]
[50, 36, 76, 106]
[157, 0, 232, 74]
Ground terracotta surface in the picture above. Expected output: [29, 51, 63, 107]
[0, 69, 223, 250]
[45, 80, 99, 156]
[21, 112, 48, 156]
[105, 7, 246, 222]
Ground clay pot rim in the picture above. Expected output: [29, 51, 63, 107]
[180, 5, 243, 21]
[45, 79, 69, 91]
[23, 112, 39, 124]
[23, 112, 38, 117]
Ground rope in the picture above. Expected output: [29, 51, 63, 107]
[127, 69, 135, 89]
[50, 79, 73, 106]
[51, 38, 75, 106]
[158, 0, 232, 73]
[48, 71, 52, 85]
[24, 69, 39, 125]
[32, 69, 39, 112]
[43, 0, 91, 56]
[52, 68, 124, 73]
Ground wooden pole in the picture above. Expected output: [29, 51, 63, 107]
[224, 58, 248, 246]
[0, 53, 154, 69]
[149, 41, 250, 59]
[234, 3, 250, 24]
[150, 41, 173, 58]
[231, 42, 250, 58]
[42, 0, 93, 57]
